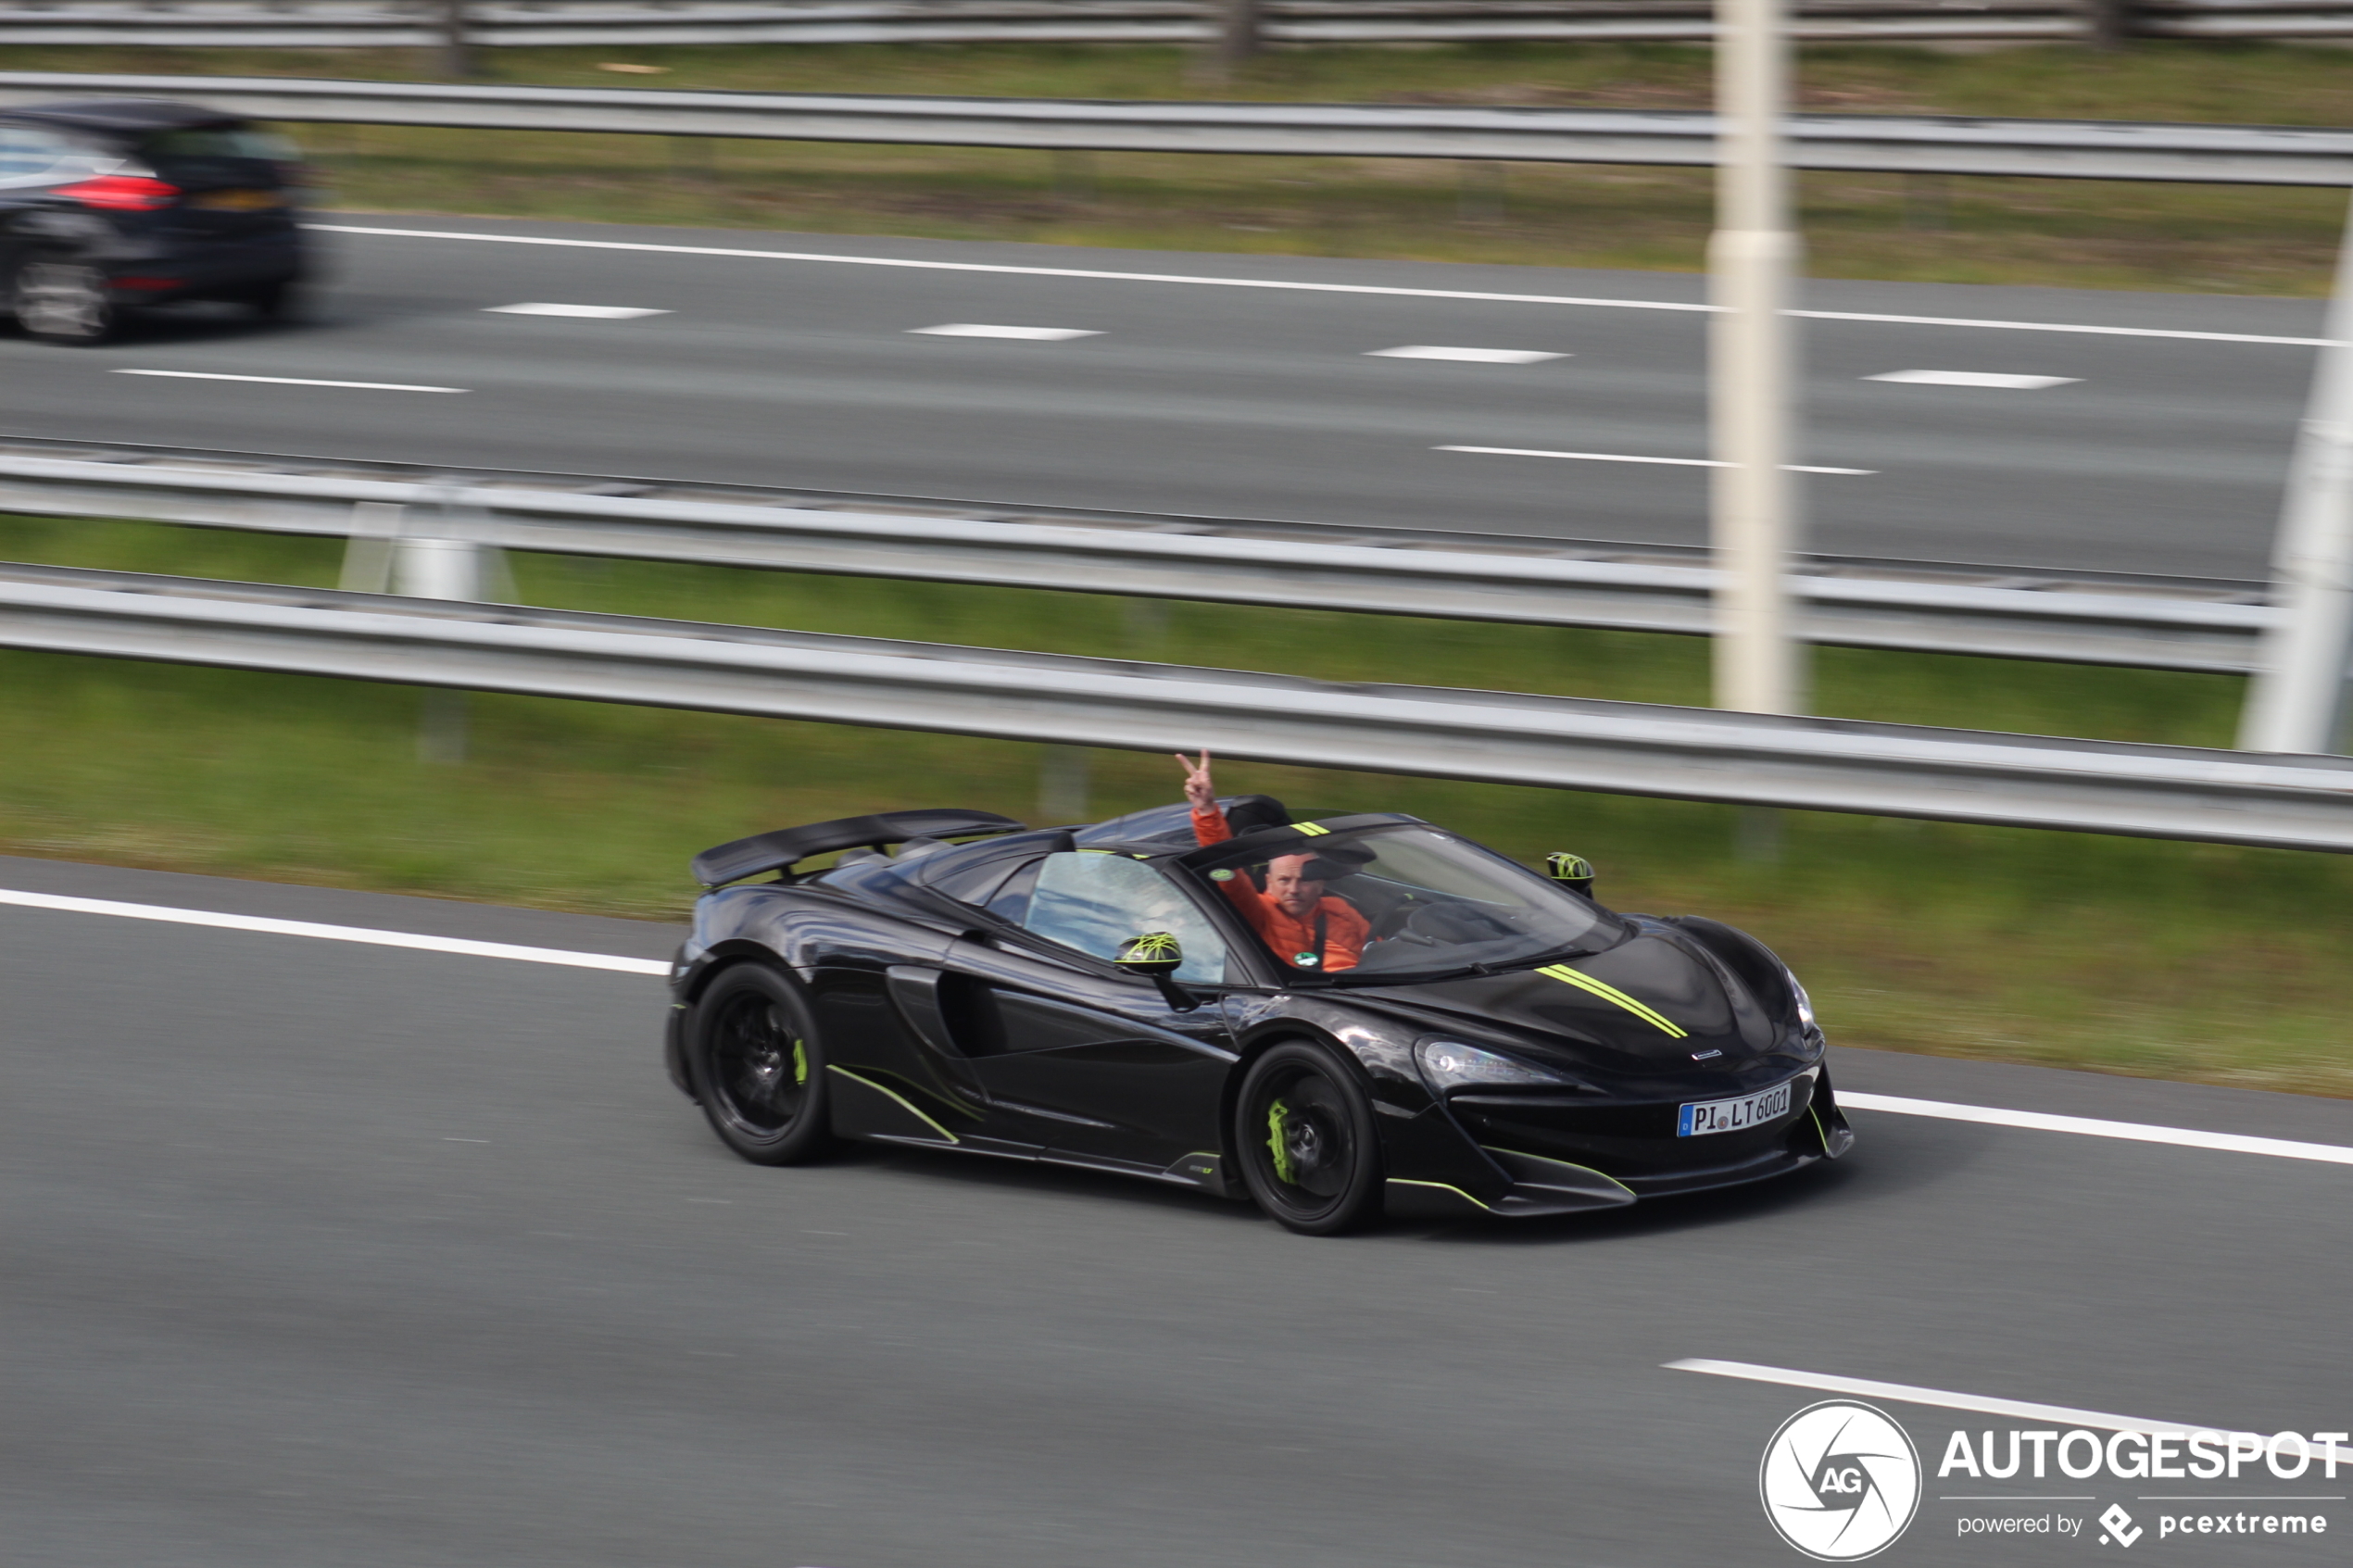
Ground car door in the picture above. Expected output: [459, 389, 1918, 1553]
[933, 851, 1239, 1178]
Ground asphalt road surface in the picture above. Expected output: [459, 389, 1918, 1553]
[8, 853, 2349, 1568]
[0, 215, 2330, 580]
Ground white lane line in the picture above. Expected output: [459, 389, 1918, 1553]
[1838, 1090, 2353, 1167]
[1868, 369, 2081, 389]
[910, 322, 1101, 340]
[114, 370, 468, 394]
[484, 302, 670, 319]
[1667, 1361, 2353, 1461]
[308, 225, 2335, 348]
[1438, 444, 1876, 476]
[0, 888, 668, 975]
[1368, 345, 1567, 363]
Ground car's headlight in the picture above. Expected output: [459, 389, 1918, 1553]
[1415, 1038, 1583, 1093]
[1788, 973, 1822, 1039]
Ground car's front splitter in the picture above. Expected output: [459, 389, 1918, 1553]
[1381, 1066, 1852, 1220]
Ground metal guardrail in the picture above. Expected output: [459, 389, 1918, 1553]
[0, 443, 2284, 673]
[3, 558, 2348, 850]
[2, 0, 2349, 47]
[2, 71, 2350, 184]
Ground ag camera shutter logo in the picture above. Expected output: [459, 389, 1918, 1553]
[1759, 1400, 1923, 1561]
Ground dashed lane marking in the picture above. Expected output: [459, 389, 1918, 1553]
[308, 225, 2338, 347]
[484, 302, 670, 319]
[1438, 444, 1876, 476]
[1367, 345, 1567, 363]
[114, 370, 468, 393]
[0, 888, 667, 975]
[1839, 1090, 2353, 1167]
[910, 322, 1101, 340]
[1868, 369, 2082, 389]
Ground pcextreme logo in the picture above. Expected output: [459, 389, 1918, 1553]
[1760, 1401, 1925, 1562]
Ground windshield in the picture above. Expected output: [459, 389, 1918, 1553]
[1187, 824, 1624, 981]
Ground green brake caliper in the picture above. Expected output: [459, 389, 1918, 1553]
[791, 1038, 808, 1087]
[1266, 1098, 1294, 1185]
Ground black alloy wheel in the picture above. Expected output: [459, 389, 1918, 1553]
[1235, 1040, 1384, 1236]
[686, 963, 837, 1165]
[14, 259, 116, 345]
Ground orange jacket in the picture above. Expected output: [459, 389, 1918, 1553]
[1191, 806, 1369, 972]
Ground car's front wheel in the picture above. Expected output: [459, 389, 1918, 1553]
[14, 259, 116, 345]
[686, 963, 837, 1165]
[1235, 1040, 1383, 1236]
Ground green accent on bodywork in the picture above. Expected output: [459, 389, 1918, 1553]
[825, 1065, 960, 1145]
[1544, 851, 1594, 883]
[1536, 963, 1688, 1039]
[1479, 1146, 1637, 1198]
[1295, 822, 1330, 836]
[1808, 1105, 1828, 1148]
[1384, 1179, 1493, 1211]
[791, 1037, 808, 1087]
[1266, 1098, 1294, 1184]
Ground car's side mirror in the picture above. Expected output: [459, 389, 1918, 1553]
[1544, 852, 1595, 898]
[1114, 932, 1202, 1011]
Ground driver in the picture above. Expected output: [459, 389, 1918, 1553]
[1177, 751, 1369, 972]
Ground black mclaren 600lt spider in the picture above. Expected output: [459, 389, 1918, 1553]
[662, 799, 1853, 1235]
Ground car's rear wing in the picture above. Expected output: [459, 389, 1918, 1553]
[692, 809, 1026, 888]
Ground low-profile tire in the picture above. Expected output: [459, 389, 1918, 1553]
[243, 278, 301, 320]
[14, 258, 116, 345]
[686, 963, 837, 1166]
[1235, 1039, 1384, 1236]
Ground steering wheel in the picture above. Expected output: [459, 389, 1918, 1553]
[1405, 902, 1511, 944]
[1368, 898, 1421, 942]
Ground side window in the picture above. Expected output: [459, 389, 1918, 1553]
[1019, 853, 1228, 985]
[0, 127, 71, 185]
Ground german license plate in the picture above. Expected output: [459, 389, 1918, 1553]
[1677, 1080, 1794, 1137]
[193, 189, 284, 211]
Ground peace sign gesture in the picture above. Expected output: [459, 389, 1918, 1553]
[1175, 750, 1216, 811]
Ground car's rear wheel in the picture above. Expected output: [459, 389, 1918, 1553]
[686, 963, 837, 1165]
[14, 259, 116, 345]
[243, 278, 300, 320]
[1235, 1040, 1383, 1236]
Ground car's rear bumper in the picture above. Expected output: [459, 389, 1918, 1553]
[107, 231, 303, 299]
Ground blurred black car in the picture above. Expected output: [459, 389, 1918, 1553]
[0, 98, 308, 344]
[664, 801, 1853, 1236]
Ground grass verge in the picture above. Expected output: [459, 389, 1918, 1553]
[13, 41, 2353, 293]
[0, 514, 2346, 1099]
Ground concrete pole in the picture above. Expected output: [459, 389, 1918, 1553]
[337, 500, 403, 594]
[2238, 189, 2353, 755]
[1205, 0, 1261, 79]
[394, 536, 484, 602]
[392, 535, 487, 764]
[1708, 0, 1807, 717]
[437, 0, 470, 79]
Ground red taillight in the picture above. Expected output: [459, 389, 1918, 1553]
[57, 175, 180, 211]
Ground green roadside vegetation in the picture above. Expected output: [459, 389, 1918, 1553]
[2, 514, 2346, 1099]
[14, 40, 2353, 293]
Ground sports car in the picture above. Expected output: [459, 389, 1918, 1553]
[662, 799, 1853, 1235]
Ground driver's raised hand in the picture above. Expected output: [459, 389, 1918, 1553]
[1176, 750, 1216, 811]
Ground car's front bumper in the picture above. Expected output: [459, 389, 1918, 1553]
[1381, 1066, 1853, 1220]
